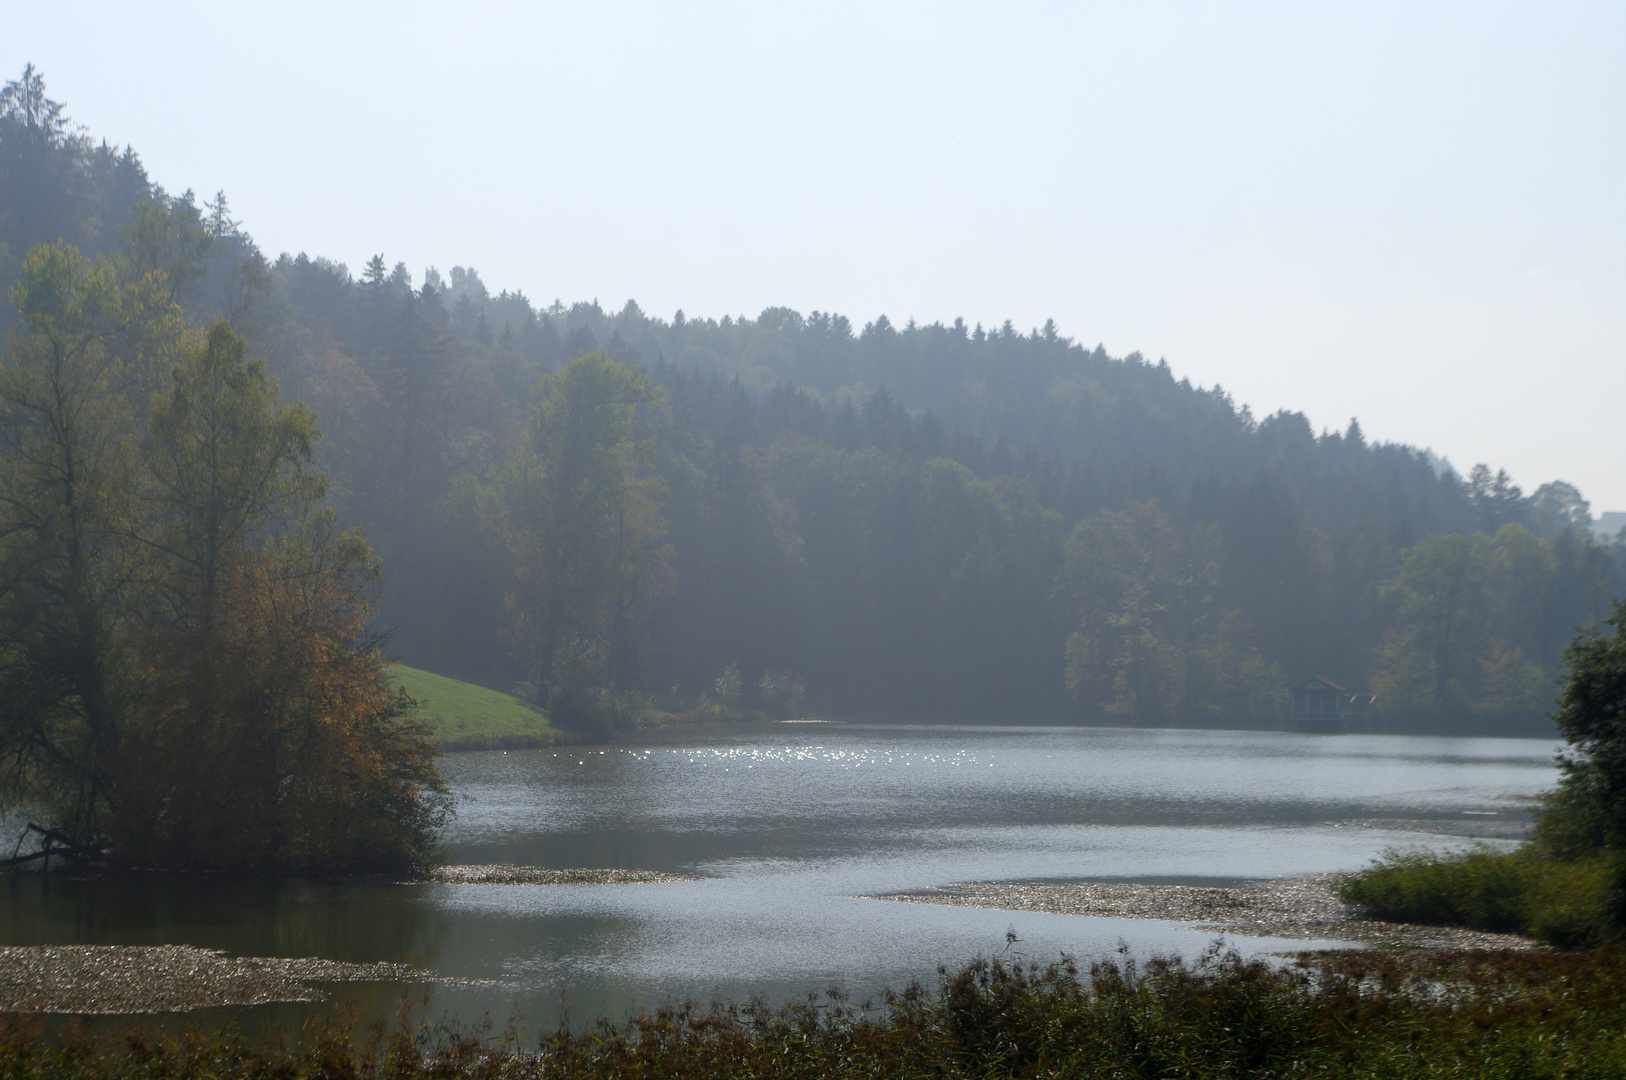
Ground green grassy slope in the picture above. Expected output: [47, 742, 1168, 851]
[387, 664, 562, 751]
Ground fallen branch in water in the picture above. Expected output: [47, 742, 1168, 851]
[0, 822, 105, 871]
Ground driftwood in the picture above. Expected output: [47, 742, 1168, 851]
[0, 822, 103, 871]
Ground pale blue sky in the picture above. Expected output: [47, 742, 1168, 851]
[9, 2, 1625, 507]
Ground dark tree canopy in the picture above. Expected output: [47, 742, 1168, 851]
[0, 240, 447, 874]
[2, 66, 1622, 737]
[1538, 603, 1626, 857]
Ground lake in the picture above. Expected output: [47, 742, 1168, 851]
[0, 723, 1558, 1028]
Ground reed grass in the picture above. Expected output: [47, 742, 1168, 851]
[5, 945, 1626, 1078]
[1336, 846, 1625, 947]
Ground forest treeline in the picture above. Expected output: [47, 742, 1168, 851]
[4, 66, 1621, 734]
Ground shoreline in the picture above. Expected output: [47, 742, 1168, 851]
[0, 866, 696, 1013]
[0, 868, 1536, 1015]
[427, 865, 703, 885]
[867, 873, 1539, 951]
[0, 945, 440, 1015]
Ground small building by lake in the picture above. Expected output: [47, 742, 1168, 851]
[1291, 677, 1375, 728]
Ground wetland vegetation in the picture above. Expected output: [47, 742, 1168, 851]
[7, 947, 1626, 1078]
[1337, 601, 1626, 947]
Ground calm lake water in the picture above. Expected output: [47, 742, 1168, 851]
[0, 723, 1559, 1027]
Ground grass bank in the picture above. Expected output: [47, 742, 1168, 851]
[9, 946, 1626, 1077]
[388, 665, 563, 751]
[1336, 846, 1624, 947]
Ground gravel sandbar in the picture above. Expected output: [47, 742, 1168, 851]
[429, 865, 701, 885]
[0, 866, 695, 1013]
[0, 945, 434, 1014]
[868, 875, 1540, 951]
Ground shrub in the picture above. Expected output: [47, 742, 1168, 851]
[1523, 855, 1624, 946]
[1342, 604, 1626, 947]
[1335, 847, 1534, 933]
[1336, 846, 1626, 946]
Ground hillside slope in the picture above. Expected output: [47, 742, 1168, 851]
[388, 665, 560, 751]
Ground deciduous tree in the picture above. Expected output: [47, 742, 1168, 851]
[496, 352, 670, 721]
[0, 245, 446, 873]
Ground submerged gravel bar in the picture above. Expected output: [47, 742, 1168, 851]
[0, 945, 428, 1014]
[429, 865, 702, 885]
[0, 866, 698, 1013]
[869, 874, 1541, 951]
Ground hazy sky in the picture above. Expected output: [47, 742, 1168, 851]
[10, 2, 1625, 507]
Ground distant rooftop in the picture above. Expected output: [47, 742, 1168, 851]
[1591, 512, 1626, 540]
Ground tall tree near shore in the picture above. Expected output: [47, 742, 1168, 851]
[1538, 601, 1626, 859]
[121, 323, 446, 871]
[1370, 532, 1479, 720]
[496, 351, 670, 719]
[0, 243, 446, 872]
[0, 243, 183, 843]
[1061, 501, 1279, 720]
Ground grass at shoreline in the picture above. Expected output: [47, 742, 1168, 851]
[1336, 846, 1623, 947]
[388, 665, 563, 751]
[7, 947, 1626, 1077]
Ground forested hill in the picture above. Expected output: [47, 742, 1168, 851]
[369, 290, 1503, 541]
[4, 66, 1621, 732]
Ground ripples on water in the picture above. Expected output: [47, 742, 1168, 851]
[0, 723, 1559, 1026]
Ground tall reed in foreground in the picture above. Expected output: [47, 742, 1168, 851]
[4, 946, 1626, 1078]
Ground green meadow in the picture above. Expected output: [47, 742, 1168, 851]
[388, 665, 563, 751]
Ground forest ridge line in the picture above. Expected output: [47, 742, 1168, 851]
[1, 64, 1619, 735]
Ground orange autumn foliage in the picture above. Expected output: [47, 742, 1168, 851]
[112, 532, 448, 874]
[0, 262, 447, 874]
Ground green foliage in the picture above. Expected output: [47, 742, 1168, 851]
[0, 66, 153, 329]
[0, 245, 447, 874]
[387, 664, 560, 751]
[143, 321, 325, 604]
[1062, 502, 1281, 721]
[494, 351, 670, 727]
[11, 948, 1626, 1077]
[118, 199, 213, 302]
[1372, 532, 1478, 717]
[1335, 848, 1624, 947]
[1372, 524, 1569, 724]
[0, 244, 170, 842]
[1344, 609, 1626, 947]
[1541, 600, 1626, 855]
[1335, 847, 1537, 933]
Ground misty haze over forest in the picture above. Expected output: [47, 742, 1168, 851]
[11, 8, 1626, 1062]
[3, 65, 1621, 735]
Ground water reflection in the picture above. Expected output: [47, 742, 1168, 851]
[0, 874, 452, 970]
[0, 723, 1560, 1026]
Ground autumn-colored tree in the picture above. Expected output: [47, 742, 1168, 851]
[0, 244, 446, 873]
[118, 525, 446, 874]
[117, 321, 446, 873]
